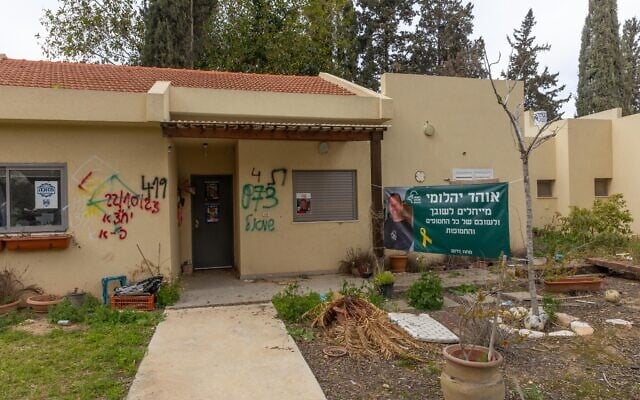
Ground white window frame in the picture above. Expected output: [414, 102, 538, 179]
[0, 163, 68, 233]
[452, 168, 494, 181]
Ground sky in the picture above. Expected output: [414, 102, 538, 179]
[0, 0, 638, 116]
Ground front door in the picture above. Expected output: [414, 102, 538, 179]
[191, 175, 233, 269]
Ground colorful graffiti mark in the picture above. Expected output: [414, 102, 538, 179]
[245, 214, 276, 232]
[79, 171, 165, 241]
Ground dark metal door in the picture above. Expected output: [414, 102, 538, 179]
[191, 175, 233, 269]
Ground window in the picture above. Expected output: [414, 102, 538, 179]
[594, 178, 611, 197]
[0, 165, 67, 233]
[537, 180, 554, 198]
[292, 170, 357, 222]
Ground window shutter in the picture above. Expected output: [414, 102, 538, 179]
[292, 170, 357, 222]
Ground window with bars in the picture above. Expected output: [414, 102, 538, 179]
[536, 180, 554, 198]
[0, 165, 67, 232]
[292, 170, 357, 222]
[594, 178, 611, 197]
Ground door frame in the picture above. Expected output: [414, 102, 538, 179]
[190, 174, 235, 270]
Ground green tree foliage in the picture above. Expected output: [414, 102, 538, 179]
[38, 0, 145, 65]
[355, 0, 414, 90]
[621, 17, 640, 115]
[576, 0, 625, 116]
[407, 0, 485, 78]
[503, 9, 570, 119]
[142, 0, 216, 68]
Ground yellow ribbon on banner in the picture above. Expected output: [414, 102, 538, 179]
[420, 227, 432, 247]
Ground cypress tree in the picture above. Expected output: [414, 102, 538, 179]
[504, 9, 569, 119]
[408, 0, 485, 78]
[142, 0, 215, 68]
[621, 17, 640, 115]
[355, 0, 414, 90]
[576, 0, 625, 116]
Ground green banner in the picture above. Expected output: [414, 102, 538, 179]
[383, 183, 510, 258]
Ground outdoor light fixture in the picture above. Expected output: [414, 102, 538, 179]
[423, 121, 435, 137]
[318, 142, 329, 154]
[202, 142, 208, 158]
[167, 144, 173, 153]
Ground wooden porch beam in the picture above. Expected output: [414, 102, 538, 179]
[162, 126, 378, 141]
[370, 131, 384, 258]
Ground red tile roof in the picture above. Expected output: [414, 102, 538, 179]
[0, 58, 354, 96]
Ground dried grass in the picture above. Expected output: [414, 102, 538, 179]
[309, 294, 435, 360]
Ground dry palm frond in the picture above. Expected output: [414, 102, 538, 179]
[308, 294, 436, 360]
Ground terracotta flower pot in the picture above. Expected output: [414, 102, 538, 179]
[0, 299, 20, 315]
[26, 294, 63, 313]
[544, 275, 603, 293]
[440, 344, 505, 400]
[389, 255, 408, 273]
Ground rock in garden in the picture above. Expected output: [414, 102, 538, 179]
[518, 329, 545, 339]
[509, 306, 528, 319]
[606, 318, 633, 328]
[499, 323, 517, 334]
[556, 312, 579, 328]
[524, 311, 548, 330]
[548, 330, 576, 337]
[570, 321, 594, 336]
[605, 290, 621, 303]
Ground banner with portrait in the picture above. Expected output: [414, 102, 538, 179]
[383, 183, 510, 258]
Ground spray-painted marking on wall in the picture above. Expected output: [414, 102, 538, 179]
[243, 168, 287, 232]
[78, 169, 165, 241]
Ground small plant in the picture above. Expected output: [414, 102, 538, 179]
[406, 272, 443, 310]
[373, 271, 395, 287]
[47, 294, 102, 324]
[157, 280, 181, 307]
[338, 248, 376, 277]
[287, 326, 315, 341]
[0, 309, 34, 331]
[522, 383, 544, 400]
[0, 268, 41, 305]
[449, 284, 478, 296]
[338, 280, 384, 308]
[542, 295, 559, 323]
[271, 283, 322, 323]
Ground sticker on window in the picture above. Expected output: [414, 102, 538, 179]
[35, 181, 58, 209]
[296, 193, 311, 215]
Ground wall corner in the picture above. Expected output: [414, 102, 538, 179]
[147, 81, 171, 122]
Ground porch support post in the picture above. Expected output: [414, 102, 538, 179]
[370, 132, 384, 258]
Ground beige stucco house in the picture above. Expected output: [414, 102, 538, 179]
[528, 108, 640, 233]
[0, 54, 528, 297]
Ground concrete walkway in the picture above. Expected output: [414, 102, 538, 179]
[172, 268, 497, 308]
[127, 304, 326, 400]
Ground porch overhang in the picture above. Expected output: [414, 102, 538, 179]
[161, 121, 388, 141]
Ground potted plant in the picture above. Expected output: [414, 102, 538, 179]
[0, 268, 42, 315]
[440, 257, 508, 400]
[27, 294, 64, 313]
[389, 251, 408, 273]
[338, 248, 375, 278]
[543, 265, 603, 293]
[374, 271, 395, 298]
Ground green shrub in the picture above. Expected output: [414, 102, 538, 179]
[535, 194, 633, 257]
[373, 271, 395, 286]
[287, 326, 315, 341]
[271, 283, 322, 323]
[47, 294, 101, 324]
[157, 281, 181, 308]
[406, 272, 443, 311]
[0, 309, 34, 331]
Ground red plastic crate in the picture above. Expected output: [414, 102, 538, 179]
[110, 294, 155, 311]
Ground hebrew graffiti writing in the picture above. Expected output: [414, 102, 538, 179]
[75, 165, 165, 240]
[241, 184, 278, 212]
[249, 168, 288, 186]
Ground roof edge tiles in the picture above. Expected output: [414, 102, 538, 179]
[0, 58, 356, 96]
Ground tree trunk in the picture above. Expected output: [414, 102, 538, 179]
[522, 158, 540, 315]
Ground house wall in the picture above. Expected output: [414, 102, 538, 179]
[381, 73, 527, 254]
[0, 123, 176, 297]
[611, 113, 640, 232]
[236, 140, 372, 278]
